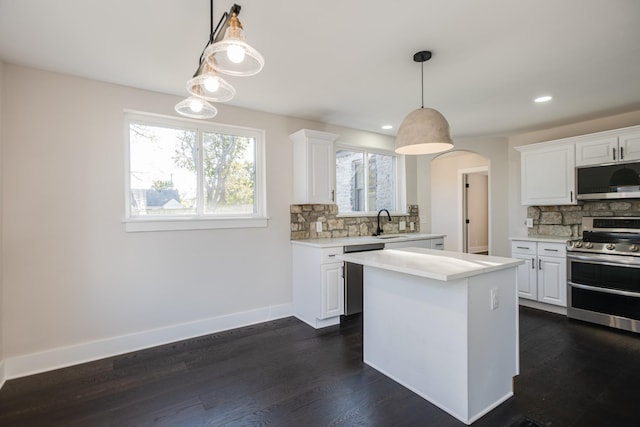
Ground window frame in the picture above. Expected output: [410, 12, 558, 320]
[123, 111, 267, 232]
[334, 143, 406, 216]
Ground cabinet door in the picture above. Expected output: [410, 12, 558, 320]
[619, 130, 640, 162]
[575, 136, 619, 166]
[291, 129, 338, 204]
[520, 143, 576, 205]
[320, 263, 344, 319]
[307, 138, 335, 203]
[537, 255, 567, 307]
[513, 253, 537, 300]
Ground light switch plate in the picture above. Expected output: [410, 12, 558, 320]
[526, 218, 533, 228]
[316, 221, 323, 233]
[399, 221, 406, 231]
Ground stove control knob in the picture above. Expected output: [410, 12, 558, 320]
[630, 244, 639, 252]
[575, 241, 583, 248]
[585, 242, 594, 249]
[606, 243, 615, 251]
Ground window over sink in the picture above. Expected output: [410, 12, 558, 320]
[335, 145, 404, 214]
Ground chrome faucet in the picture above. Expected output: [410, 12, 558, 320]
[375, 209, 392, 236]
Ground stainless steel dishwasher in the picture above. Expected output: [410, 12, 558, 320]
[343, 243, 385, 317]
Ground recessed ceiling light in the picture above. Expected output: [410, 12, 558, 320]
[534, 95, 553, 103]
[381, 125, 393, 130]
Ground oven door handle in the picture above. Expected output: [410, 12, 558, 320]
[567, 253, 640, 267]
[569, 282, 640, 298]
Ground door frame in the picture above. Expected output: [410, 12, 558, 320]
[458, 166, 489, 254]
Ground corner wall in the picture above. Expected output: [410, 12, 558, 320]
[0, 64, 398, 380]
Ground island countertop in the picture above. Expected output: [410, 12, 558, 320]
[337, 247, 523, 281]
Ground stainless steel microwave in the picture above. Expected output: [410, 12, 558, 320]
[576, 161, 640, 200]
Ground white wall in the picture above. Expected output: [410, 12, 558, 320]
[0, 64, 396, 379]
[416, 137, 510, 256]
[0, 61, 5, 387]
[508, 110, 640, 239]
[430, 152, 489, 252]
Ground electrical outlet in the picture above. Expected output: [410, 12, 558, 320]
[316, 221, 323, 233]
[490, 288, 499, 310]
[526, 218, 533, 228]
[410, 222, 415, 231]
[399, 221, 406, 231]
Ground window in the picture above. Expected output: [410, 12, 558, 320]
[124, 112, 266, 231]
[335, 146, 402, 214]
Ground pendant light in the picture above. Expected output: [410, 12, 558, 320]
[175, 2, 263, 119]
[395, 51, 453, 155]
[203, 11, 264, 76]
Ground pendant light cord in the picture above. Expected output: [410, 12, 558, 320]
[421, 61, 424, 108]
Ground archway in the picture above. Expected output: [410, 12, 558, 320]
[430, 150, 490, 253]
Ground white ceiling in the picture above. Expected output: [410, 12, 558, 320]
[1, 0, 640, 139]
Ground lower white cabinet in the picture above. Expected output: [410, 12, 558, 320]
[511, 240, 567, 307]
[292, 244, 345, 328]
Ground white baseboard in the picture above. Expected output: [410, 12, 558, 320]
[518, 299, 567, 316]
[0, 359, 6, 390]
[4, 303, 293, 381]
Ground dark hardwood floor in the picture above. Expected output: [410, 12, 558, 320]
[1, 307, 640, 426]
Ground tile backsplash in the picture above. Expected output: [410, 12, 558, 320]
[291, 204, 420, 240]
[527, 200, 640, 238]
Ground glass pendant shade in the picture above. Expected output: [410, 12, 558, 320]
[204, 13, 264, 76]
[175, 96, 218, 119]
[395, 107, 454, 155]
[186, 63, 236, 102]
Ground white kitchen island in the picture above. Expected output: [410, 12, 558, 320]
[337, 247, 523, 425]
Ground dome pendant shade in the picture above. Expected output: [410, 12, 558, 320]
[395, 108, 453, 155]
[395, 50, 453, 155]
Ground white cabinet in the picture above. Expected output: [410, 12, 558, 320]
[290, 129, 339, 204]
[576, 128, 640, 166]
[517, 142, 576, 206]
[292, 244, 344, 328]
[511, 240, 567, 307]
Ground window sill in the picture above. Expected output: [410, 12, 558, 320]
[123, 216, 269, 232]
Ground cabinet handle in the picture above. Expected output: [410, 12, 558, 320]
[538, 259, 542, 270]
[517, 246, 530, 250]
[531, 258, 535, 269]
[331, 190, 335, 202]
[543, 248, 558, 252]
[570, 191, 573, 203]
[328, 254, 336, 257]
[621, 146, 624, 160]
[613, 148, 616, 161]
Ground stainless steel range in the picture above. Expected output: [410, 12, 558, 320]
[566, 217, 640, 333]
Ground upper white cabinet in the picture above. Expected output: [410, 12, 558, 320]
[290, 129, 339, 204]
[576, 128, 640, 166]
[517, 142, 576, 206]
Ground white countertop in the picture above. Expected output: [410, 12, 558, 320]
[337, 247, 523, 281]
[509, 236, 570, 243]
[291, 233, 446, 248]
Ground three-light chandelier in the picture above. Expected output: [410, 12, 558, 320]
[175, 1, 264, 119]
